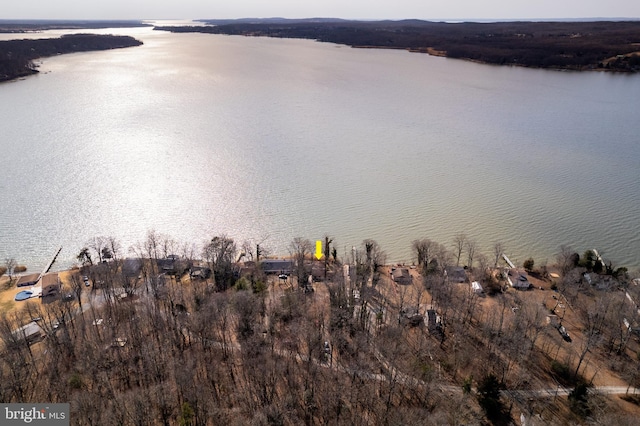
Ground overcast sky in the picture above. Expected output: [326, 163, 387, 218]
[3, 0, 640, 21]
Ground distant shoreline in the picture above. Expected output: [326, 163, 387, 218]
[0, 34, 143, 83]
[0, 20, 150, 33]
[155, 19, 640, 72]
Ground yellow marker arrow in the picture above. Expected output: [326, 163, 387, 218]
[314, 240, 323, 260]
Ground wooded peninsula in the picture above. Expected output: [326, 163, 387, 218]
[0, 34, 143, 82]
[156, 19, 640, 72]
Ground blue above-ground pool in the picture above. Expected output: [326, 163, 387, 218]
[14, 290, 33, 301]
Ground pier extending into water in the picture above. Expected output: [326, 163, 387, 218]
[36, 246, 62, 284]
[502, 253, 515, 269]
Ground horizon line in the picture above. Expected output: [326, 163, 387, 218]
[1, 17, 640, 23]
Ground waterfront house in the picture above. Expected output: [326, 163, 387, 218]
[445, 266, 466, 283]
[508, 269, 531, 290]
[41, 273, 60, 297]
[156, 256, 189, 276]
[261, 259, 293, 275]
[391, 268, 412, 284]
[189, 265, 211, 280]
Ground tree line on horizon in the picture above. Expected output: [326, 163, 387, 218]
[156, 20, 640, 71]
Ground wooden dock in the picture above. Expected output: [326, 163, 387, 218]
[35, 246, 62, 284]
[502, 253, 515, 269]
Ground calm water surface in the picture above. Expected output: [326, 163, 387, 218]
[1, 25, 639, 271]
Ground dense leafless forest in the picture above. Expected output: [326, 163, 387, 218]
[2, 232, 640, 425]
[0, 34, 142, 82]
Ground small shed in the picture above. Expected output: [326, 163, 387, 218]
[471, 281, 484, 294]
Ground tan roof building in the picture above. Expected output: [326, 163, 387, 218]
[16, 273, 40, 287]
[391, 268, 412, 284]
[41, 273, 60, 297]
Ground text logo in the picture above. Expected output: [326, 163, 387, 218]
[1, 404, 69, 425]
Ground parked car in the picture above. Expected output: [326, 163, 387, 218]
[558, 325, 572, 342]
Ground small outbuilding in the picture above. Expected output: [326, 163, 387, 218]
[471, 281, 484, 294]
[12, 322, 44, 344]
[16, 273, 40, 287]
[400, 306, 423, 327]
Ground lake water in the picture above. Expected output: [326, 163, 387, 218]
[1, 24, 639, 272]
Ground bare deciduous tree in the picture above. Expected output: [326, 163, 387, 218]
[4, 258, 17, 282]
[493, 242, 504, 269]
[573, 294, 610, 377]
[556, 245, 578, 275]
[363, 239, 385, 270]
[160, 235, 178, 259]
[453, 233, 467, 267]
[106, 236, 122, 264]
[434, 243, 453, 275]
[88, 236, 108, 264]
[466, 239, 477, 270]
[413, 238, 435, 272]
[289, 237, 312, 287]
